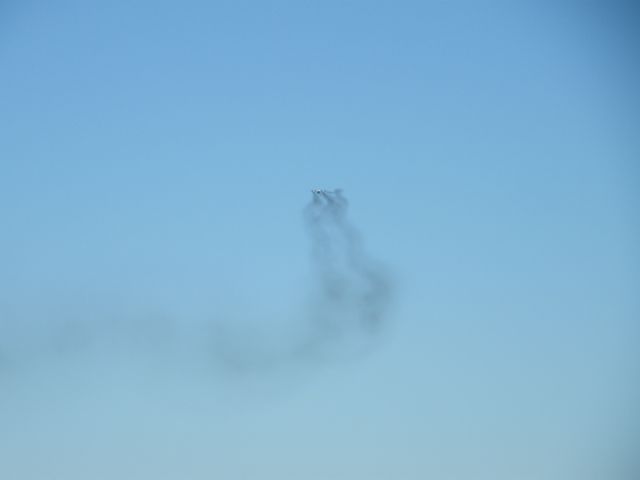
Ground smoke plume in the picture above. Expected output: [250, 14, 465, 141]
[301, 190, 392, 352]
[0, 191, 393, 373]
[211, 190, 393, 370]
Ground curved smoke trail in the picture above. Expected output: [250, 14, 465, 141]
[303, 190, 392, 343]
[212, 190, 393, 369]
[0, 191, 393, 372]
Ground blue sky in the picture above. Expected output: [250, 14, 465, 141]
[1, 1, 639, 479]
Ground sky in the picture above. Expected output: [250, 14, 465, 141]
[1, 1, 639, 479]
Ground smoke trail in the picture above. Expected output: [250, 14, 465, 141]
[211, 190, 393, 369]
[298, 189, 392, 357]
[0, 191, 392, 373]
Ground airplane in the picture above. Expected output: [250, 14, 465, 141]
[311, 189, 339, 195]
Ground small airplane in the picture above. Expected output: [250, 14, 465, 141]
[311, 188, 339, 195]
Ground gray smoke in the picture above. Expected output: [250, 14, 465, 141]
[301, 190, 392, 350]
[0, 191, 393, 374]
[209, 190, 393, 370]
